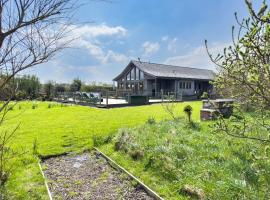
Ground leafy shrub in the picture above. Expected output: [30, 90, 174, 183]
[180, 185, 205, 200]
[114, 129, 132, 152]
[147, 116, 156, 124]
[130, 149, 144, 160]
[201, 92, 209, 99]
[183, 105, 193, 123]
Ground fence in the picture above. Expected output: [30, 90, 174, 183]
[54, 90, 183, 108]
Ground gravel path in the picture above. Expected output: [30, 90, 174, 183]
[42, 152, 154, 200]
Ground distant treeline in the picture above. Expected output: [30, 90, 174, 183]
[0, 75, 113, 101]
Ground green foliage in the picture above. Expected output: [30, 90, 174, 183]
[16, 75, 41, 100]
[81, 81, 113, 92]
[206, 0, 270, 143]
[183, 105, 193, 123]
[106, 118, 270, 199]
[146, 116, 156, 124]
[200, 92, 209, 99]
[70, 78, 82, 92]
[0, 101, 200, 198]
[43, 81, 54, 100]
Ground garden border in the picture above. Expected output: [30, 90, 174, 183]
[38, 162, 53, 200]
[38, 149, 163, 200]
[94, 147, 164, 200]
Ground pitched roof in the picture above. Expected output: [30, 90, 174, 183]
[113, 60, 214, 81]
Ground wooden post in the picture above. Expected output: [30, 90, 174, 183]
[106, 91, 108, 107]
[155, 78, 157, 98]
[174, 80, 177, 100]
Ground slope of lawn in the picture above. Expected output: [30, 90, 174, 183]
[0, 101, 201, 199]
[100, 118, 270, 199]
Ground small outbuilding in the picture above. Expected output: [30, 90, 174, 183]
[113, 60, 215, 99]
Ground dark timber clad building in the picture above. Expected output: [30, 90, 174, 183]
[113, 60, 214, 98]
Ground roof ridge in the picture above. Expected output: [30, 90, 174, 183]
[131, 59, 213, 72]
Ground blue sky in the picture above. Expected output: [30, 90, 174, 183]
[25, 0, 262, 83]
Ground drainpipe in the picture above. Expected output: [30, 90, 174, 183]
[175, 80, 177, 99]
[155, 78, 157, 98]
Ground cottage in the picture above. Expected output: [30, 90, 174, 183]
[113, 60, 214, 99]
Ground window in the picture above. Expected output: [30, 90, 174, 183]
[179, 82, 183, 89]
[183, 82, 186, 89]
[126, 72, 131, 81]
[179, 81, 192, 90]
[135, 68, 139, 80]
[140, 71, 144, 80]
[131, 68, 135, 80]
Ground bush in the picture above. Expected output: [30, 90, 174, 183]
[114, 129, 131, 152]
[201, 92, 209, 99]
[130, 149, 144, 160]
[147, 116, 156, 124]
[183, 105, 193, 123]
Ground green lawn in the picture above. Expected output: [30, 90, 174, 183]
[100, 120, 270, 199]
[1, 101, 201, 199]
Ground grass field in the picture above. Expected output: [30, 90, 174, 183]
[100, 120, 270, 199]
[1, 101, 201, 199]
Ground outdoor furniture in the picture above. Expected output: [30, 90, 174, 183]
[201, 99, 235, 120]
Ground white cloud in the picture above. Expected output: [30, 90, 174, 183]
[103, 50, 129, 64]
[142, 41, 160, 57]
[67, 24, 129, 64]
[164, 42, 230, 70]
[71, 23, 127, 38]
[161, 36, 169, 42]
[167, 37, 178, 52]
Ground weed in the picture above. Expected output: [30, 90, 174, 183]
[130, 149, 144, 160]
[146, 116, 156, 124]
[93, 135, 113, 147]
[32, 138, 39, 156]
[32, 104, 37, 109]
[180, 185, 205, 200]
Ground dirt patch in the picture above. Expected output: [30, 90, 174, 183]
[42, 152, 154, 200]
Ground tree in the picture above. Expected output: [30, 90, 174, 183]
[70, 78, 82, 92]
[205, 0, 270, 142]
[54, 83, 67, 94]
[16, 75, 41, 99]
[43, 81, 55, 100]
[0, 0, 75, 186]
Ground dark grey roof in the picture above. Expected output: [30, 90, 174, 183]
[113, 60, 214, 81]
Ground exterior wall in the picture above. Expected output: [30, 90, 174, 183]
[115, 65, 212, 98]
[175, 79, 195, 96]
